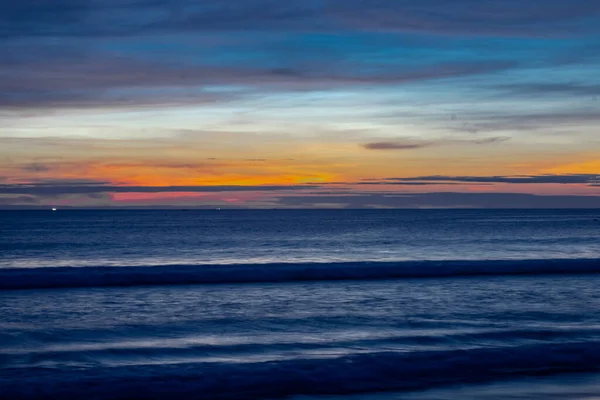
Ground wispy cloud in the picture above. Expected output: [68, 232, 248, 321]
[363, 141, 432, 150]
[0, 52, 515, 110]
[0, 183, 318, 196]
[362, 136, 511, 150]
[20, 163, 52, 173]
[473, 136, 512, 144]
[372, 174, 600, 185]
[492, 82, 600, 97]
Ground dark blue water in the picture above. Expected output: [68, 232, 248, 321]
[2, 209, 600, 268]
[1, 209, 600, 399]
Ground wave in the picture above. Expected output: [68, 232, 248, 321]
[2, 258, 600, 290]
[2, 341, 600, 399]
[1, 258, 600, 290]
[4, 327, 600, 371]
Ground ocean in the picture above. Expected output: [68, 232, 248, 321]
[1, 209, 600, 399]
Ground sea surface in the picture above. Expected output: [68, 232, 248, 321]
[1, 209, 600, 399]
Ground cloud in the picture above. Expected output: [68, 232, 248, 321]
[1, 176, 598, 208]
[0, 52, 515, 110]
[1, 0, 599, 39]
[313, 174, 599, 187]
[20, 163, 52, 173]
[355, 182, 490, 186]
[0, 54, 234, 109]
[4, 0, 597, 115]
[326, 0, 600, 37]
[363, 141, 431, 150]
[447, 110, 600, 134]
[3, 188, 598, 209]
[1, 1, 598, 208]
[375, 174, 600, 185]
[473, 136, 511, 144]
[362, 136, 511, 150]
[0, 195, 39, 205]
[15, 179, 114, 186]
[493, 83, 600, 97]
[0, 183, 319, 196]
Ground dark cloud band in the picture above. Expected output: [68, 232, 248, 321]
[0, 183, 318, 196]
[372, 174, 600, 185]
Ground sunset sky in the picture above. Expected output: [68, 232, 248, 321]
[1, 0, 599, 208]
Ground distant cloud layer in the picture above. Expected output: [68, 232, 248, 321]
[2, 191, 598, 209]
[0, 173, 598, 209]
[0, 183, 318, 196]
[372, 174, 600, 185]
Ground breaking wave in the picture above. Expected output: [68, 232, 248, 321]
[2, 342, 600, 399]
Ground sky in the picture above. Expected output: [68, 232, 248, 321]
[1, 0, 599, 208]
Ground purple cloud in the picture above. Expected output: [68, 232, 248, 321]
[0, 54, 515, 109]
